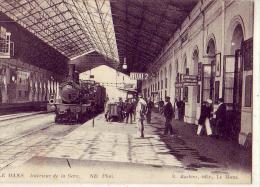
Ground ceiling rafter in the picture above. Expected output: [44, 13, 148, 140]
[111, 4, 180, 32]
[111, 0, 198, 72]
[1, 0, 119, 67]
[94, 0, 115, 60]
[15, 1, 64, 23]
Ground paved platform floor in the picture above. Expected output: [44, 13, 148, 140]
[33, 112, 250, 172]
[0, 111, 251, 183]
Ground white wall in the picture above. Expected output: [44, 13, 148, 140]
[142, 0, 254, 145]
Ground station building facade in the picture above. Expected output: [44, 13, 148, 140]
[0, 12, 67, 105]
[141, 0, 253, 146]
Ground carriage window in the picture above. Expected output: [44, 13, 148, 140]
[244, 75, 252, 107]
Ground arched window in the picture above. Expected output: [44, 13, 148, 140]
[176, 60, 178, 74]
[202, 38, 216, 102]
[183, 55, 188, 75]
[192, 49, 199, 75]
[164, 67, 167, 89]
[192, 49, 200, 103]
[160, 69, 163, 90]
[169, 64, 172, 94]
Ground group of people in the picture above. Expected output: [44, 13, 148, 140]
[197, 98, 227, 139]
[134, 95, 176, 138]
[104, 95, 154, 138]
[105, 94, 227, 140]
[104, 96, 154, 125]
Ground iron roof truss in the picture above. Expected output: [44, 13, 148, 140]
[110, 0, 198, 72]
[0, 0, 119, 63]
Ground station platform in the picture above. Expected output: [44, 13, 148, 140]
[24, 112, 251, 173]
[0, 111, 251, 183]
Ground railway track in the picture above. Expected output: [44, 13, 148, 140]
[0, 122, 55, 146]
[0, 113, 53, 128]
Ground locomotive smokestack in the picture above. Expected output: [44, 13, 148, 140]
[68, 64, 76, 78]
[74, 71, 79, 84]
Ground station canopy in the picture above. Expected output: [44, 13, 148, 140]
[111, 0, 198, 72]
[0, 0, 198, 73]
[0, 0, 119, 72]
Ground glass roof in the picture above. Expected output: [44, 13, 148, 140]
[0, 0, 119, 62]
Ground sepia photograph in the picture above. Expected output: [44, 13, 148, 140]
[0, 0, 258, 185]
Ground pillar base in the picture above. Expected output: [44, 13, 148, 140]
[239, 132, 252, 148]
[184, 115, 196, 124]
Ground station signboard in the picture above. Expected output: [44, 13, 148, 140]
[182, 75, 198, 86]
[151, 91, 158, 95]
[124, 83, 135, 89]
[175, 82, 183, 88]
[130, 72, 148, 80]
[183, 82, 198, 86]
[182, 75, 198, 82]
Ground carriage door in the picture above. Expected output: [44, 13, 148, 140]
[201, 64, 214, 102]
[223, 50, 243, 141]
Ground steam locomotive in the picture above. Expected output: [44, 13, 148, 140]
[50, 64, 106, 123]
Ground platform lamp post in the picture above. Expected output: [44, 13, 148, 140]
[122, 57, 127, 70]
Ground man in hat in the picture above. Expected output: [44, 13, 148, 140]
[163, 96, 174, 136]
[197, 99, 213, 136]
[135, 94, 147, 138]
[146, 97, 154, 124]
[214, 98, 227, 139]
[205, 99, 213, 136]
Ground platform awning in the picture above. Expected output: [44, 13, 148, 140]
[110, 0, 198, 72]
[0, 0, 119, 71]
[0, 0, 199, 73]
[69, 50, 119, 73]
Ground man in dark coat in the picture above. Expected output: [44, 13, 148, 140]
[159, 100, 164, 114]
[197, 99, 213, 136]
[215, 98, 227, 138]
[146, 98, 154, 124]
[125, 99, 134, 124]
[163, 96, 174, 136]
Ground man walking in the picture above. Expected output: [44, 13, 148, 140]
[135, 95, 147, 138]
[146, 97, 154, 124]
[163, 96, 174, 136]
